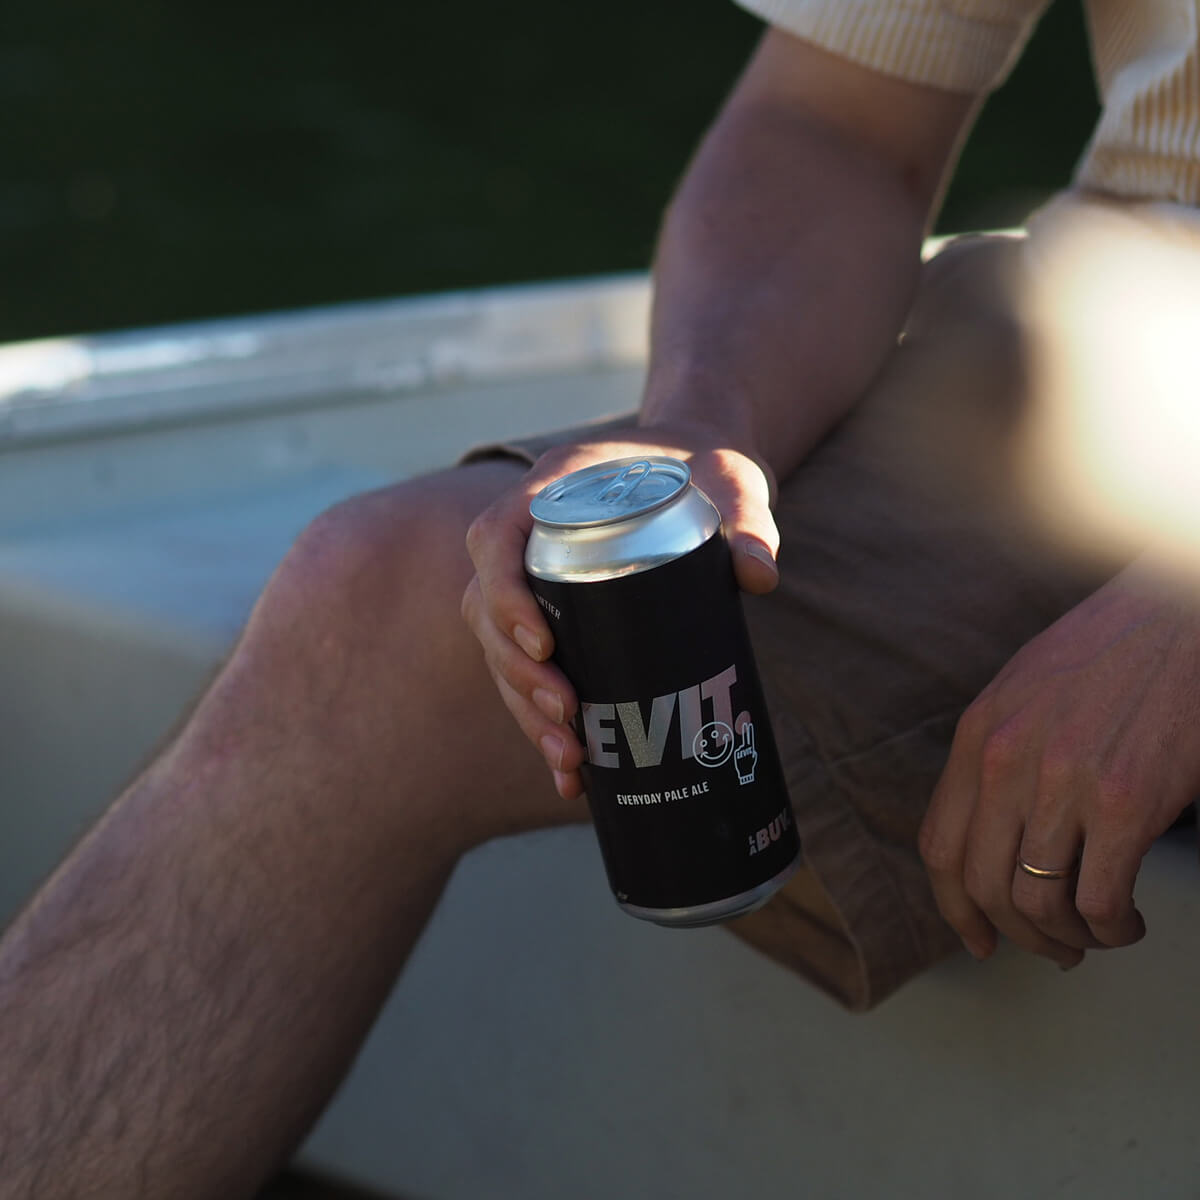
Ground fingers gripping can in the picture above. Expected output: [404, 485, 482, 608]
[525, 456, 801, 926]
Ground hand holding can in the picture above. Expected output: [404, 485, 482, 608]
[524, 456, 800, 926]
[462, 425, 781, 803]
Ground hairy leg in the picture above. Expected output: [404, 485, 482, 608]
[0, 460, 583, 1200]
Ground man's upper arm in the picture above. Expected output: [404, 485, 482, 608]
[725, 28, 983, 219]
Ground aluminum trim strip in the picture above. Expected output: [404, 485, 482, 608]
[0, 273, 650, 446]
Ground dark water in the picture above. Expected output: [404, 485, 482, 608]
[2, 1, 1096, 342]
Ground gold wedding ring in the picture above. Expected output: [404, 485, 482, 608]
[1017, 856, 1079, 880]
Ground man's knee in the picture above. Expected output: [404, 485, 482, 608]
[288, 485, 463, 637]
[219, 478, 478, 740]
[276, 462, 522, 645]
[289, 464, 517, 627]
[208, 462, 579, 844]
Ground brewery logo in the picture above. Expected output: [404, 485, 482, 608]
[692, 716, 758, 785]
[692, 721, 735, 767]
[734, 721, 758, 785]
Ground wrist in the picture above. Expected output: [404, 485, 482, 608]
[642, 354, 753, 429]
[640, 360, 764, 456]
[633, 410, 778, 508]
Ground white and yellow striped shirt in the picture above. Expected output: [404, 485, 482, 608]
[735, 0, 1200, 205]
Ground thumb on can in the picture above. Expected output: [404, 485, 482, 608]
[702, 455, 780, 595]
[731, 527, 781, 594]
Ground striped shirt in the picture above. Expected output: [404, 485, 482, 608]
[735, 1, 1200, 205]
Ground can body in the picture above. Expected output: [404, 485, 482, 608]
[526, 457, 800, 926]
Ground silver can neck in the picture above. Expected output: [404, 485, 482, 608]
[525, 456, 720, 583]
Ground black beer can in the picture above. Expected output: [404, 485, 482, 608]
[525, 456, 800, 926]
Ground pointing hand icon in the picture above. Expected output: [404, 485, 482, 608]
[735, 721, 758, 785]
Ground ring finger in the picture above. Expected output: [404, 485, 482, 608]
[1012, 812, 1102, 949]
[963, 806, 1086, 968]
[494, 674, 585, 779]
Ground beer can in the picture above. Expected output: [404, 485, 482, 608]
[525, 455, 800, 926]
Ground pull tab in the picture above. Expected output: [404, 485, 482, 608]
[596, 459, 652, 505]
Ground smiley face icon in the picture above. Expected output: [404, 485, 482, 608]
[693, 720, 735, 768]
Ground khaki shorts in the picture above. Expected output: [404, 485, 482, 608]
[467, 236, 1111, 1010]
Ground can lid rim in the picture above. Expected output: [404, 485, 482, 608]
[529, 455, 691, 528]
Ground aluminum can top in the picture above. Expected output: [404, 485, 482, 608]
[526, 456, 720, 583]
[529, 456, 691, 527]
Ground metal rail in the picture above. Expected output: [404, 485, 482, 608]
[0, 274, 650, 446]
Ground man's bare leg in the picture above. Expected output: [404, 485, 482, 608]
[0, 460, 584, 1200]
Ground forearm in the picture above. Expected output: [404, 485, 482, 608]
[643, 33, 975, 482]
[644, 104, 925, 477]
